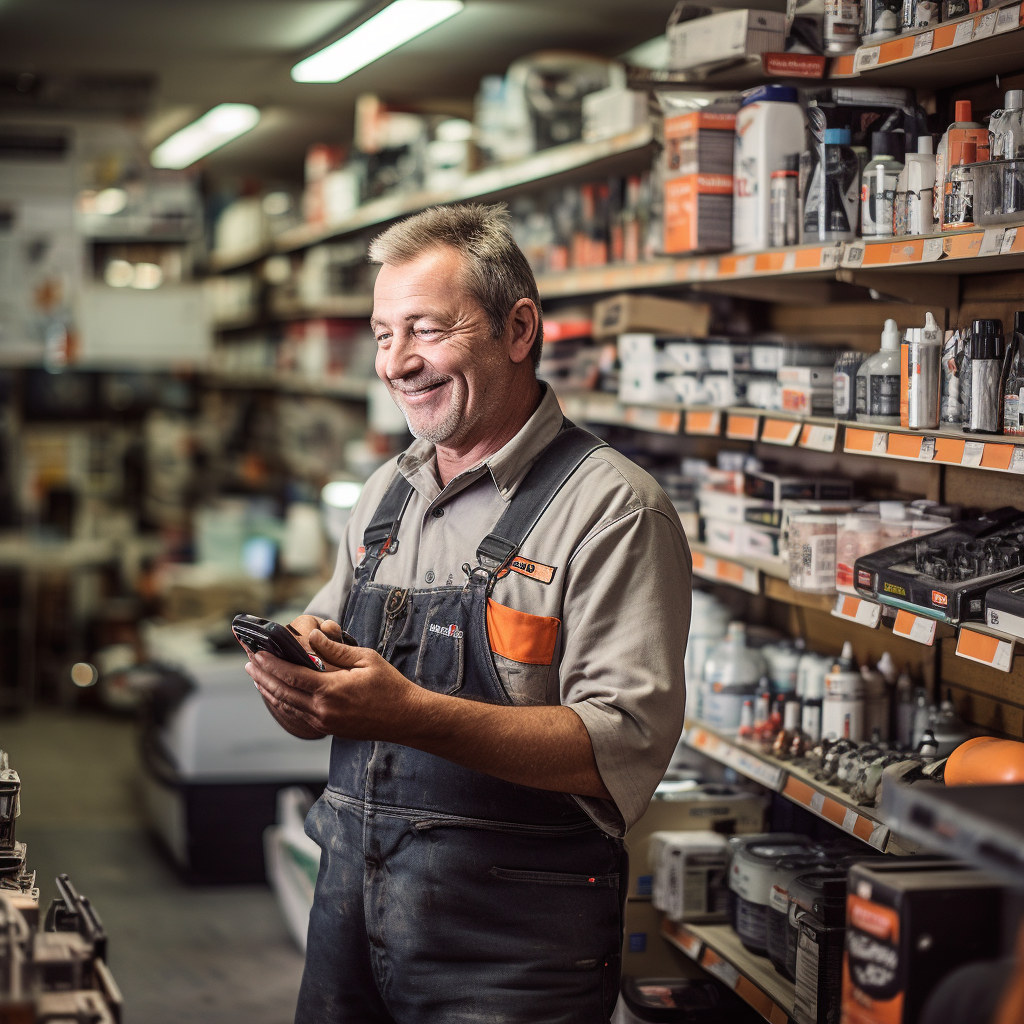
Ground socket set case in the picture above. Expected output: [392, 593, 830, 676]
[854, 506, 1024, 623]
[985, 578, 1024, 640]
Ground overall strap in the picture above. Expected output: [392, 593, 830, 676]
[476, 421, 607, 577]
[358, 471, 414, 580]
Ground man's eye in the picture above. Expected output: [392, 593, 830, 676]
[375, 333, 391, 344]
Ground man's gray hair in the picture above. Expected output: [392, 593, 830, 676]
[367, 203, 543, 369]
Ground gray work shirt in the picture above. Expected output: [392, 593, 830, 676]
[307, 383, 691, 835]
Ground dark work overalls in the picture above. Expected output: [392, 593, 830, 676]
[296, 425, 627, 1024]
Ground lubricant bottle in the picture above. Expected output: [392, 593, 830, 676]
[856, 318, 902, 425]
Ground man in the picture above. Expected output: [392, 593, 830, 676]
[245, 203, 691, 1024]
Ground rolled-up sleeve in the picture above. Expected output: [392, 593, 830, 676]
[561, 506, 691, 835]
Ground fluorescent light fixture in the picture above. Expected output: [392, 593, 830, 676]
[292, 0, 463, 83]
[151, 103, 260, 169]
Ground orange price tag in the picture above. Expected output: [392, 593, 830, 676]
[893, 608, 938, 645]
[761, 418, 801, 445]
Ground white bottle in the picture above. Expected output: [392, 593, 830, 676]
[702, 622, 768, 734]
[733, 86, 807, 253]
[855, 319, 902, 425]
[898, 136, 935, 236]
[822, 641, 865, 742]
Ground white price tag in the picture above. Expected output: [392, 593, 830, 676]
[1002, 227, 1019, 254]
[802, 424, 838, 451]
[980, 227, 1005, 256]
[856, 45, 881, 68]
[912, 29, 934, 54]
[782, 250, 797, 271]
[962, 440, 985, 466]
[872, 431, 889, 454]
[974, 11, 998, 36]
[705, 958, 741, 988]
[919, 436, 936, 460]
[686, 260, 701, 281]
[922, 237, 945, 262]
[833, 594, 883, 628]
[736, 255, 756, 276]
[953, 18, 975, 44]
[1011, 447, 1024, 473]
[995, 3, 1021, 32]
[843, 243, 866, 268]
[820, 246, 841, 268]
[894, 611, 938, 645]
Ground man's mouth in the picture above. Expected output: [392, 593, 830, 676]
[391, 377, 450, 398]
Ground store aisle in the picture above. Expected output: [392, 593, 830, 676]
[2, 712, 305, 1024]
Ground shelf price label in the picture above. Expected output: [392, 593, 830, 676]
[833, 594, 883, 628]
[855, 45, 881, 68]
[686, 725, 786, 789]
[912, 29, 934, 53]
[956, 627, 1015, 673]
[624, 406, 682, 433]
[995, 3, 1022, 32]
[684, 410, 721, 435]
[761, 418, 801, 446]
[844, 427, 888, 454]
[800, 423, 838, 451]
[726, 414, 760, 440]
[893, 608, 938, 646]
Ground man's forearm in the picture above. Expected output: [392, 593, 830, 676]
[393, 689, 611, 799]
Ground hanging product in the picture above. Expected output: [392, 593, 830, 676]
[960, 318, 1005, 434]
[942, 139, 977, 229]
[894, 135, 935, 236]
[804, 128, 860, 242]
[769, 155, 801, 247]
[855, 318, 902, 425]
[733, 86, 807, 253]
[1003, 311, 1024, 436]
[833, 350, 866, 421]
[861, 131, 905, 238]
[935, 101, 990, 228]
[900, 311, 942, 429]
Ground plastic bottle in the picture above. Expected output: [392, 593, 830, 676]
[801, 663, 825, 743]
[861, 131, 905, 238]
[1003, 311, 1024, 436]
[936, 101, 990, 228]
[895, 135, 935, 236]
[733, 86, 807, 253]
[770, 155, 801, 247]
[990, 90, 1024, 160]
[877, 651, 898, 741]
[910, 686, 932, 748]
[823, 642, 864, 742]
[895, 669, 914, 746]
[855, 318, 902, 425]
[804, 128, 860, 243]
[943, 139, 977, 230]
[702, 623, 768, 734]
[900, 311, 942, 429]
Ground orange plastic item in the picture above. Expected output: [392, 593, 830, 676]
[944, 736, 1024, 786]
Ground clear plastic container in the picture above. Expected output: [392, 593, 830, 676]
[969, 159, 1024, 225]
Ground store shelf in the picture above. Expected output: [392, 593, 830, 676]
[269, 293, 374, 320]
[202, 372, 371, 399]
[269, 125, 656, 257]
[831, 1, 1024, 87]
[684, 721, 911, 853]
[661, 920, 794, 1024]
[208, 244, 271, 274]
[879, 782, 1024, 886]
[844, 424, 1024, 475]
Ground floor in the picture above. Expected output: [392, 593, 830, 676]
[2, 710, 306, 1024]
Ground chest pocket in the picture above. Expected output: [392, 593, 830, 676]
[486, 599, 560, 667]
[412, 588, 467, 696]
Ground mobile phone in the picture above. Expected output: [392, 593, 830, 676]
[231, 614, 327, 672]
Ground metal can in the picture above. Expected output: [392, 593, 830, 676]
[901, 314, 941, 429]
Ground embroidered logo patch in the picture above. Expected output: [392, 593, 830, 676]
[507, 556, 557, 584]
[429, 622, 464, 639]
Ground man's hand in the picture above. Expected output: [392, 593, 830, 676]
[246, 629, 612, 800]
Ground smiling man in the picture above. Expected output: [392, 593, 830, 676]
[245, 203, 691, 1024]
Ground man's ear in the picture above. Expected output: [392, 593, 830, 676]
[505, 298, 539, 365]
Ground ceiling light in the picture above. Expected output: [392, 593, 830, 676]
[292, 0, 463, 84]
[95, 187, 128, 216]
[150, 104, 260, 169]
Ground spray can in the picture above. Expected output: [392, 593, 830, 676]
[961, 318, 1006, 434]
[822, 641, 864, 742]
[770, 155, 801, 248]
[1003, 311, 1024, 436]
[900, 311, 942, 429]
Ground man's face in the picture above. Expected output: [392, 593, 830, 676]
[371, 246, 513, 449]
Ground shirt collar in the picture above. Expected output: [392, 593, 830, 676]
[397, 383, 564, 504]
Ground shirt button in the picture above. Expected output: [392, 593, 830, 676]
[432, 507, 445, 518]
[425, 570, 435, 584]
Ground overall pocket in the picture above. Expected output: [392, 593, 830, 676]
[412, 589, 466, 695]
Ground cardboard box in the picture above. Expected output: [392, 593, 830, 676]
[622, 898, 707, 980]
[593, 294, 712, 339]
[582, 87, 649, 142]
[663, 173, 733, 254]
[625, 789, 768, 899]
[667, 8, 786, 71]
[842, 861, 1005, 1024]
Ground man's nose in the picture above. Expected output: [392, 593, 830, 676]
[383, 330, 422, 381]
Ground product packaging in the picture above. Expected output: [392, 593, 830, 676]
[855, 318, 902, 425]
[895, 135, 935, 236]
[940, 327, 964, 425]
[769, 155, 801, 247]
[833, 350, 866, 421]
[803, 127, 860, 242]
[667, 8, 786, 71]
[592, 293, 712, 338]
[861, 131, 905, 237]
[788, 514, 838, 594]
[942, 139, 977, 229]
[936, 100, 990, 228]
[649, 830, 730, 922]
[960, 318, 1005, 434]
[823, 0, 863, 52]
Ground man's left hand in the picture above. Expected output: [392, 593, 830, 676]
[244, 626, 423, 741]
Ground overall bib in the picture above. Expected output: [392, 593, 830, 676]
[296, 425, 627, 1024]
